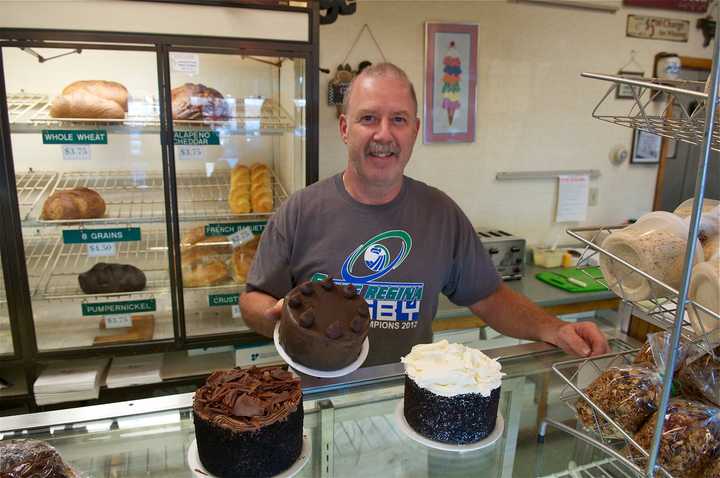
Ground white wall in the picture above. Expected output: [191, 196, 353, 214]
[318, 0, 710, 246]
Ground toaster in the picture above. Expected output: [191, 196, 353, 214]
[476, 229, 526, 280]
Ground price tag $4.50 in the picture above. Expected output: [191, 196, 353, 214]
[87, 242, 116, 257]
[229, 227, 255, 248]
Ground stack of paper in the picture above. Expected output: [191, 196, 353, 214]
[106, 354, 163, 388]
[34, 358, 109, 405]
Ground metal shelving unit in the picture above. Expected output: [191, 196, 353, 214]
[15, 170, 57, 220]
[26, 168, 288, 225]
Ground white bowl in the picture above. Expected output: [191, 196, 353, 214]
[688, 257, 720, 343]
[599, 211, 704, 301]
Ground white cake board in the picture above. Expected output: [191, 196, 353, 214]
[394, 400, 504, 452]
[273, 322, 369, 378]
[188, 429, 310, 478]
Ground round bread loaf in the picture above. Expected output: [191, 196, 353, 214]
[279, 277, 370, 370]
[41, 187, 106, 220]
[78, 263, 146, 294]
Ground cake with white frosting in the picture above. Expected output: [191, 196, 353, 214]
[401, 340, 503, 444]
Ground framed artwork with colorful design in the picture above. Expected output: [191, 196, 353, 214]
[424, 22, 478, 144]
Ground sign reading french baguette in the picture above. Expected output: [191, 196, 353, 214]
[208, 293, 240, 307]
[204, 221, 267, 237]
[42, 129, 108, 144]
[82, 299, 156, 316]
[63, 227, 142, 244]
[173, 130, 220, 145]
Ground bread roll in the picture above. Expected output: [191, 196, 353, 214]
[229, 164, 251, 214]
[50, 91, 125, 119]
[41, 187, 106, 220]
[63, 80, 129, 111]
[171, 83, 229, 120]
[78, 263, 146, 294]
[182, 259, 229, 287]
[249, 163, 273, 213]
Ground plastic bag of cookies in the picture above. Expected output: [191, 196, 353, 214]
[678, 345, 720, 408]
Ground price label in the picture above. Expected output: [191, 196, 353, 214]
[104, 315, 133, 328]
[62, 145, 91, 161]
[178, 145, 205, 161]
[87, 242, 116, 257]
[231, 305, 241, 319]
[229, 227, 254, 248]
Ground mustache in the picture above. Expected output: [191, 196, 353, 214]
[366, 142, 400, 155]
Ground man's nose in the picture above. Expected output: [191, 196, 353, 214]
[373, 117, 393, 142]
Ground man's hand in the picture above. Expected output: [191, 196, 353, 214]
[265, 298, 284, 321]
[547, 321, 610, 357]
[240, 291, 285, 338]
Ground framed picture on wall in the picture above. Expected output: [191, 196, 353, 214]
[616, 70, 645, 99]
[631, 129, 662, 164]
[424, 22, 478, 144]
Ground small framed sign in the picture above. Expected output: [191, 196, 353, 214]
[631, 129, 662, 164]
[616, 70, 645, 99]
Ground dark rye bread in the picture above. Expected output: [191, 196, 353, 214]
[279, 277, 370, 371]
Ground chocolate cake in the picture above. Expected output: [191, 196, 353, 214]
[401, 340, 503, 444]
[0, 439, 77, 477]
[193, 365, 303, 478]
[279, 277, 370, 371]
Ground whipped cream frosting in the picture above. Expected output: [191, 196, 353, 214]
[401, 340, 504, 397]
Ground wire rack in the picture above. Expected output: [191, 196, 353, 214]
[566, 225, 720, 353]
[581, 73, 720, 150]
[31, 169, 288, 225]
[15, 170, 57, 220]
[538, 458, 641, 478]
[552, 350, 674, 478]
[6, 93, 295, 133]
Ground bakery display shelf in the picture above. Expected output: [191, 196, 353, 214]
[20, 232, 65, 299]
[7, 93, 295, 134]
[552, 350, 674, 478]
[15, 170, 57, 221]
[29, 169, 288, 225]
[538, 458, 641, 478]
[566, 225, 719, 351]
[581, 73, 720, 151]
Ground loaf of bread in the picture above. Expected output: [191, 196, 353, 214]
[41, 187, 106, 220]
[78, 263, 146, 294]
[182, 259, 229, 288]
[228, 164, 251, 214]
[181, 226, 231, 255]
[250, 163, 273, 213]
[232, 236, 259, 284]
[171, 83, 229, 120]
[50, 80, 128, 119]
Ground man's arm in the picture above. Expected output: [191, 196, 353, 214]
[468, 283, 610, 357]
[239, 291, 284, 338]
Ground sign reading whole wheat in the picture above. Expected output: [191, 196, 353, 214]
[626, 15, 690, 42]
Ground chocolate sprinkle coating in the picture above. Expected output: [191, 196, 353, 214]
[299, 282, 314, 296]
[321, 277, 335, 290]
[299, 309, 315, 328]
[325, 320, 344, 339]
[288, 294, 302, 309]
[403, 376, 499, 444]
[350, 316, 366, 333]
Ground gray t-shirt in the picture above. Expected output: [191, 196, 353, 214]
[247, 174, 501, 366]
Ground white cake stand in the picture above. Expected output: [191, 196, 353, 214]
[394, 400, 504, 452]
[273, 322, 369, 378]
[188, 429, 310, 478]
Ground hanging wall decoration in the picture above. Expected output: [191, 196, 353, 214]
[424, 22, 478, 144]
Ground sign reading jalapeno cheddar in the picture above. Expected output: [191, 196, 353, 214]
[42, 129, 108, 144]
[63, 227, 141, 244]
[173, 130, 220, 145]
[82, 299, 156, 316]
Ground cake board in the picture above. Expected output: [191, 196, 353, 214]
[394, 400, 504, 452]
[188, 429, 311, 478]
[273, 322, 369, 378]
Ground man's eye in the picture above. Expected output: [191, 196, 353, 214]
[393, 116, 407, 124]
[360, 115, 375, 123]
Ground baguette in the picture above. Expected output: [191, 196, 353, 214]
[41, 187, 106, 220]
[62, 80, 129, 112]
[232, 237, 258, 283]
[181, 259, 229, 287]
[50, 90, 125, 119]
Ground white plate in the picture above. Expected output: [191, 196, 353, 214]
[394, 400, 504, 452]
[273, 322, 369, 378]
[188, 429, 311, 478]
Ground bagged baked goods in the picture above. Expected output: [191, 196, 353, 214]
[702, 459, 720, 478]
[232, 236, 258, 284]
[171, 83, 229, 120]
[41, 187, 106, 220]
[678, 345, 720, 408]
[632, 331, 689, 373]
[688, 256, 720, 343]
[575, 365, 662, 435]
[50, 80, 128, 119]
[181, 226, 231, 255]
[633, 399, 720, 477]
[229, 164, 251, 214]
[182, 259, 229, 288]
[0, 439, 78, 477]
[250, 163, 273, 213]
[79, 263, 146, 294]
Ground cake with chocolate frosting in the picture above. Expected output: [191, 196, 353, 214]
[279, 277, 370, 371]
[0, 439, 77, 477]
[401, 340, 503, 444]
[193, 365, 303, 478]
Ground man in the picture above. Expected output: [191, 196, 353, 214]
[240, 62, 609, 366]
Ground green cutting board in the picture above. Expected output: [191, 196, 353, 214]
[535, 267, 608, 293]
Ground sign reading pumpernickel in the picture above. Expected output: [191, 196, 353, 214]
[626, 15, 690, 42]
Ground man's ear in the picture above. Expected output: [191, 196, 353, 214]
[339, 113, 349, 144]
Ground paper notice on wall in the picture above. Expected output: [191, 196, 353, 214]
[555, 175, 589, 223]
[171, 53, 199, 75]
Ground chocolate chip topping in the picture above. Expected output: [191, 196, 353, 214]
[357, 306, 369, 318]
[325, 320, 344, 339]
[350, 316, 366, 333]
[321, 277, 335, 290]
[288, 294, 302, 309]
[343, 284, 357, 299]
[299, 309, 315, 328]
[299, 282, 314, 296]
